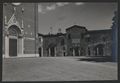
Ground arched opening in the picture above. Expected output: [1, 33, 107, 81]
[88, 47, 90, 56]
[7, 25, 23, 57]
[47, 43, 56, 57]
[94, 44, 104, 56]
[74, 47, 79, 56]
[8, 25, 21, 36]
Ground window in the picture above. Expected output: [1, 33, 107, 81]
[70, 48, 72, 51]
[102, 36, 106, 41]
[39, 38, 41, 42]
[81, 34, 84, 39]
[68, 34, 71, 39]
[72, 39, 80, 43]
[63, 46, 65, 50]
[61, 39, 65, 45]
[87, 38, 90, 42]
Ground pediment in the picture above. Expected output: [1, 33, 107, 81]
[7, 14, 20, 28]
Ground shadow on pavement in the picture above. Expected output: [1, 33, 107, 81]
[76, 56, 113, 62]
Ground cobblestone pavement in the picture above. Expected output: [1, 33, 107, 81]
[2, 57, 118, 81]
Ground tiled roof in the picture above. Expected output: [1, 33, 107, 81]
[38, 33, 66, 37]
[66, 25, 87, 31]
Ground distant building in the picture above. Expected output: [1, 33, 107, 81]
[38, 25, 112, 57]
[3, 3, 38, 58]
[66, 25, 87, 56]
[38, 33, 66, 57]
[85, 29, 112, 57]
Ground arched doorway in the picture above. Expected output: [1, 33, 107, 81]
[74, 47, 79, 56]
[94, 44, 104, 56]
[88, 47, 91, 56]
[50, 47, 55, 57]
[5, 25, 23, 57]
[47, 43, 56, 57]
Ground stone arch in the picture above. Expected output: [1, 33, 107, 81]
[8, 25, 22, 37]
[94, 44, 104, 56]
[4, 24, 24, 57]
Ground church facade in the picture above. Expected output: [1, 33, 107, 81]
[3, 3, 38, 58]
[38, 25, 112, 57]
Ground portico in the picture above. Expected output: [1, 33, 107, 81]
[4, 25, 24, 58]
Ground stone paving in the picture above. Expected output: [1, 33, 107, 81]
[2, 57, 118, 81]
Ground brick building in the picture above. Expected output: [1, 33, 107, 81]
[38, 25, 112, 57]
[38, 33, 66, 57]
[85, 29, 112, 57]
[3, 3, 38, 58]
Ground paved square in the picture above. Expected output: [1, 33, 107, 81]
[2, 57, 117, 81]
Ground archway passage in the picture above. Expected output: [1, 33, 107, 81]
[74, 47, 79, 56]
[8, 25, 22, 57]
[94, 44, 104, 56]
[50, 47, 55, 57]
[47, 43, 56, 57]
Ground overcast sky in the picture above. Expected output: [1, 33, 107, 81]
[38, 2, 117, 34]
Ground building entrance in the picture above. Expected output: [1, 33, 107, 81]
[75, 47, 79, 56]
[5, 25, 23, 57]
[50, 47, 55, 57]
[95, 44, 104, 56]
[9, 38, 17, 56]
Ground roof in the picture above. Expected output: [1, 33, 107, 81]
[38, 33, 66, 37]
[87, 29, 112, 34]
[66, 25, 87, 31]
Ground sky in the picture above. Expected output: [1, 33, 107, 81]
[38, 2, 117, 34]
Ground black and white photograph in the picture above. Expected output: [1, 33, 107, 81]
[2, 2, 118, 81]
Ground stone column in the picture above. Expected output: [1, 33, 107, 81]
[91, 46, 94, 56]
[5, 36, 9, 58]
[22, 38, 24, 54]
[79, 49, 81, 56]
[41, 47, 43, 57]
[49, 48, 51, 57]
[104, 43, 106, 56]
[54, 47, 56, 57]
[97, 47, 99, 56]
[103, 47, 105, 56]
[18, 38, 22, 54]
[73, 48, 75, 56]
